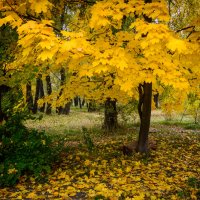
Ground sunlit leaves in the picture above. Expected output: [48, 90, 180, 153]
[0, 0, 200, 116]
[143, 0, 170, 22]
[166, 38, 187, 53]
[28, 0, 52, 14]
[89, 0, 126, 29]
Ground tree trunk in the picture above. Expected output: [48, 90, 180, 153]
[104, 98, 118, 132]
[153, 92, 159, 109]
[58, 102, 71, 115]
[88, 101, 96, 112]
[26, 81, 33, 112]
[63, 102, 71, 115]
[79, 97, 82, 109]
[32, 75, 45, 114]
[82, 98, 85, 106]
[38, 77, 45, 112]
[0, 89, 3, 122]
[57, 68, 71, 115]
[74, 96, 79, 107]
[0, 85, 11, 122]
[136, 82, 152, 153]
[33, 78, 40, 114]
[46, 75, 52, 115]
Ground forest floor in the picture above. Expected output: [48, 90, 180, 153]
[0, 110, 200, 199]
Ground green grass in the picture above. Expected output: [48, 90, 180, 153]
[156, 120, 200, 129]
[25, 110, 103, 136]
[25, 107, 200, 141]
[23, 109, 200, 157]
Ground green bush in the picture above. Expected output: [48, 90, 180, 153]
[0, 113, 62, 187]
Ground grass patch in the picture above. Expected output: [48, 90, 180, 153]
[25, 110, 103, 135]
[155, 120, 200, 130]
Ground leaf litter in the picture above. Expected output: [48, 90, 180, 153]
[0, 124, 199, 200]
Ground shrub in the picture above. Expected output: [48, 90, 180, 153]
[0, 113, 62, 187]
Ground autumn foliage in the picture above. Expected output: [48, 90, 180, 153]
[0, 0, 200, 199]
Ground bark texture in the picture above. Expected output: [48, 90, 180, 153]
[33, 75, 45, 114]
[57, 68, 71, 115]
[33, 78, 40, 114]
[46, 75, 52, 115]
[153, 93, 159, 109]
[104, 98, 118, 132]
[38, 77, 45, 112]
[88, 101, 96, 112]
[74, 96, 79, 107]
[136, 82, 152, 153]
[26, 82, 33, 112]
[0, 85, 10, 122]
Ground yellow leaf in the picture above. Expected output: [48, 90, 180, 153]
[53, 191, 59, 197]
[134, 177, 141, 182]
[84, 160, 91, 166]
[38, 50, 55, 61]
[67, 186, 76, 193]
[38, 40, 55, 50]
[166, 38, 187, 53]
[150, 195, 157, 200]
[125, 166, 132, 173]
[90, 169, 95, 176]
[29, 0, 52, 14]
[10, 193, 18, 198]
[134, 193, 145, 200]
[26, 192, 37, 199]
[94, 183, 107, 191]
[0, 15, 14, 26]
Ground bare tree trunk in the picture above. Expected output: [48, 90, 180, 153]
[33, 78, 40, 114]
[88, 101, 96, 112]
[153, 92, 159, 109]
[104, 98, 118, 132]
[46, 75, 52, 115]
[33, 75, 45, 114]
[0, 89, 3, 122]
[26, 82, 33, 112]
[79, 97, 82, 109]
[0, 85, 11, 122]
[136, 82, 152, 153]
[82, 98, 85, 106]
[38, 77, 45, 113]
[63, 102, 71, 115]
[57, 68, 71, 115]
[74, 96, 79, 107]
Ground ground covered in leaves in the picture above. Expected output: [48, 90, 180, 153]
[1, 112, 200, 200]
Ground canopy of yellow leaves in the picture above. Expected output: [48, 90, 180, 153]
[0, 0, 200, 104]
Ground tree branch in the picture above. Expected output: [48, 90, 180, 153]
[176, 25, 195, 33]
